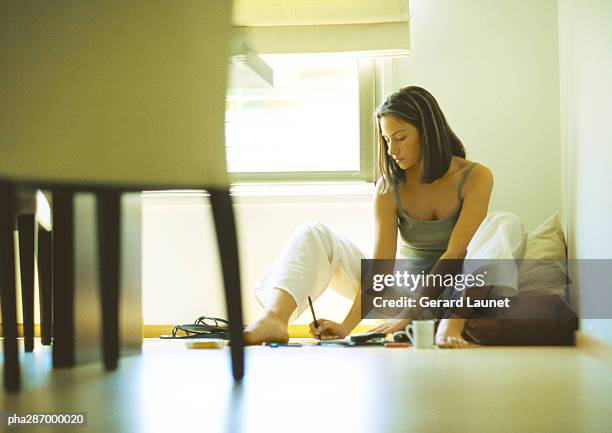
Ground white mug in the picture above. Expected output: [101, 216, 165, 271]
[406, 320, 435, 349]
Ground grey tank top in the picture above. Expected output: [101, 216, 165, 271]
[395, 162, 478, 264]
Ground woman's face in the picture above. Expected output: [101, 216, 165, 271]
[379, 115, 421, 171]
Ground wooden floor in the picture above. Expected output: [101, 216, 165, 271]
[2, 338, 612, 433]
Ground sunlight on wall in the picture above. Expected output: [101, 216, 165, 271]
[142, 192, 375, 325]
[392, 0, 561, 231]
[559, 0, 612, 342]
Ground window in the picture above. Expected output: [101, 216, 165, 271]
[225, 56, 377, 182]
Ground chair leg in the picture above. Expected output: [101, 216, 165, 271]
[208, 188, 245, 382]
[17, 214, 36, 352]
[52, 190, 75, 368]
[38, 226, 53, 346]
[0, 182, 20, 392]
[96, 190, 121, 371]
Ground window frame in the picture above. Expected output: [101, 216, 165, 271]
[227, 57, 380, 183]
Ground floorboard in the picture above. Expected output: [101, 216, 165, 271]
[1, 338, 611, 433]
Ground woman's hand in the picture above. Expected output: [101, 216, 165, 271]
[369, 318, 412, 335]
[309, 319, 349, 340]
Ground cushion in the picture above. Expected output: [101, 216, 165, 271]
[518, 212, 569, 296]
[463, 318, 577, 346]
[518, 261, 568, 297]
[462, 213, 576, 345]
[463, 294, 578, 345]
[524, 211, 566, 260]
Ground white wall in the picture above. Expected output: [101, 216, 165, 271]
[393, 0, 562, 231]
[558, 0, 612, 342]
[143, 188, 375, 325]
[143, 0, 564, 325]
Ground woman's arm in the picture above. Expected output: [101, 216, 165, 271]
[340, 180, 398, 332]
[372, 180, 399, 260]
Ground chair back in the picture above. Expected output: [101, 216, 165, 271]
[1, 1, 232, 189]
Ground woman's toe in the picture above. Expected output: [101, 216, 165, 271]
[435, 335, 469, 348]
[435, 336, 449, 347]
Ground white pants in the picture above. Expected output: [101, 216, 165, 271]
[254, 212, 527, 322]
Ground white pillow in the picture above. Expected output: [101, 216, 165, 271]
[524, 211, 566, 260]
[518, 212, 569, 296]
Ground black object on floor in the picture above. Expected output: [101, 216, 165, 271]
[160, 316, 245, 340]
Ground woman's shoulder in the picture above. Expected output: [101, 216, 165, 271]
[452, 157, 492, 179]
[374, 177, 399, 205]
[374, 177, 399, 220]
[375, 176, 398, 195]
[455, 158, 493, 195]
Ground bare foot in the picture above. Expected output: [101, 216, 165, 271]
[435, 318, 470, 348]
[243, 310, 290, 346]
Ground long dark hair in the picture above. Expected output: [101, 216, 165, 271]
[375, 86, 465, 193]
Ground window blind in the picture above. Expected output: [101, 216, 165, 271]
[233, 0, 411, 56]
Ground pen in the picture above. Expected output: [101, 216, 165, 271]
[308, 296, 321, 342]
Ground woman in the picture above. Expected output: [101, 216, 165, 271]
[244, 86, 504, 348]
